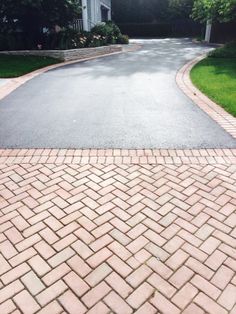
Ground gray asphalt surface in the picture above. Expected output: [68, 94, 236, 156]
[0, 38, 236, 149]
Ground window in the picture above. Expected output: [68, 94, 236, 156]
[101, 5, 109, 22]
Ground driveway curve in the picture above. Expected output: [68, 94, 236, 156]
[0, 38, 235, 149]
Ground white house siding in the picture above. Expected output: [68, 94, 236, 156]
[101, 0, 111, 9]
[82, 0, 111, 30]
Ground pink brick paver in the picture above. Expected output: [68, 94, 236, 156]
[0, 149, 236, 313]
[176, 55, 236, 139]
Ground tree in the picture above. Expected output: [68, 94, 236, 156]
[192, 0, 236, 23]
[168, 0, 194, 19]
[0, 0, 81, 44]
[219, 0, 236, 21]
[191, 0, 236, 42]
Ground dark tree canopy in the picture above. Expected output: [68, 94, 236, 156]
[0, 0, 81, 33]
[111, 0, 194, 23]
[168, 0, 194, 19]
[111, 0, 170, 23]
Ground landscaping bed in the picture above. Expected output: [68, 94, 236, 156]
[0, 45, 122, 63]
[0, 20, 128, 78]
[0, 21, 129, 51]
[0, 55, 60, 78]
[191, 42, 236, 117]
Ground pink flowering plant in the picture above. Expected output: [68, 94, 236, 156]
[43, 21, 129, 50]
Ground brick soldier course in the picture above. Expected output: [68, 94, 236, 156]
[176, 55, 236, 139]
[0, 153, 236, 314]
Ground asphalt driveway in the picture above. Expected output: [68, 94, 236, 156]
[0, 38, 235, 149]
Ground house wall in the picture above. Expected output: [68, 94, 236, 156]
[82, 0, 111, 30]
[100, 0, 112, 20]
[101, 0, 111, 9]
[91, 0, 111, 27]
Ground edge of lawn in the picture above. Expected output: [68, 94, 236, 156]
[190, 44, 236, 117]
[0, 50, 124, 101]
[0, 55, 62, 78]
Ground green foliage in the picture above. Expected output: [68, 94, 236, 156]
[117, 34, 129, 44]
[0, 54, 60, 78]
[87, 33, 106, 47]
[90, 21, 129, 46]
[57, 29, 85, 50]
[106, 21, 122, 37]
[0, 7, 127, 50]
[91, 21, 123, 44]
[40, 21, 127, 50]
[0, 0, 81, 30]
[191, 56, 236, 116]
[168, 0, 194, 19]
[208, 41, 236, 58]
[91, 23, 111, 37]
[219, 0, 236, 21]
[0, 0, 81, 48]
[192, 0, 236, 23]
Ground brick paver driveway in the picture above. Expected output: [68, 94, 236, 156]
[0, 39, 236, 314]
[0, 149, 236, 314]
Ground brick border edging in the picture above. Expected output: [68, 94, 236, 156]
[176, 55, 236, 139]
[0, 148, 236, 164]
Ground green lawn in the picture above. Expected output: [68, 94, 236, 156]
[190, 57, 236, 117]
[0, 55, 61, 78]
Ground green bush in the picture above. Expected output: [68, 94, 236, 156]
[91, 23, 112, 38]
[117, 34, 129, 44]
[87, 34, 104, 47]
[0, 21, 127, 50]
[91, 21, 123, 44]
[106, 21, 121, 37]
[44, 29, 88, 50]
[0, 33, 25, 51]
[209, 41, 236, 58]
[58, 29, 83, 49]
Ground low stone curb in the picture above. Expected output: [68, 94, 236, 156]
[0, 51, 122, 102]
[0, 45, 122, 62]
[0, 149, 235, 165]
[176, 55, 236, 139]
[0, 44, 140, 102]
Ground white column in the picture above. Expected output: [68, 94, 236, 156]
[82, 0, 89, 31]
[94, 0, 99, 24]
[205, 20, 212, 43]
[90, 0, 96, 26]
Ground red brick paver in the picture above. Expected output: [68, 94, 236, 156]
[176, 55, 236, 139]
[0, 151, 236, 313]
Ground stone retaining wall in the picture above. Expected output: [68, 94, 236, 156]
[0, 45, 122, 61]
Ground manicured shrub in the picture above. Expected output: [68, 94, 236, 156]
[117, 34, 129, 44]
[87, 34, 104, 47]
[91, 23, 112, 38]
[91, 21, 124, 44]
[106, 21, 122, 37]
[209, 41, 236, 58]
[0, 21, 127, 50]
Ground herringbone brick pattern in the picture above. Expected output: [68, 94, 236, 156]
[0, 161, 236, 313]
